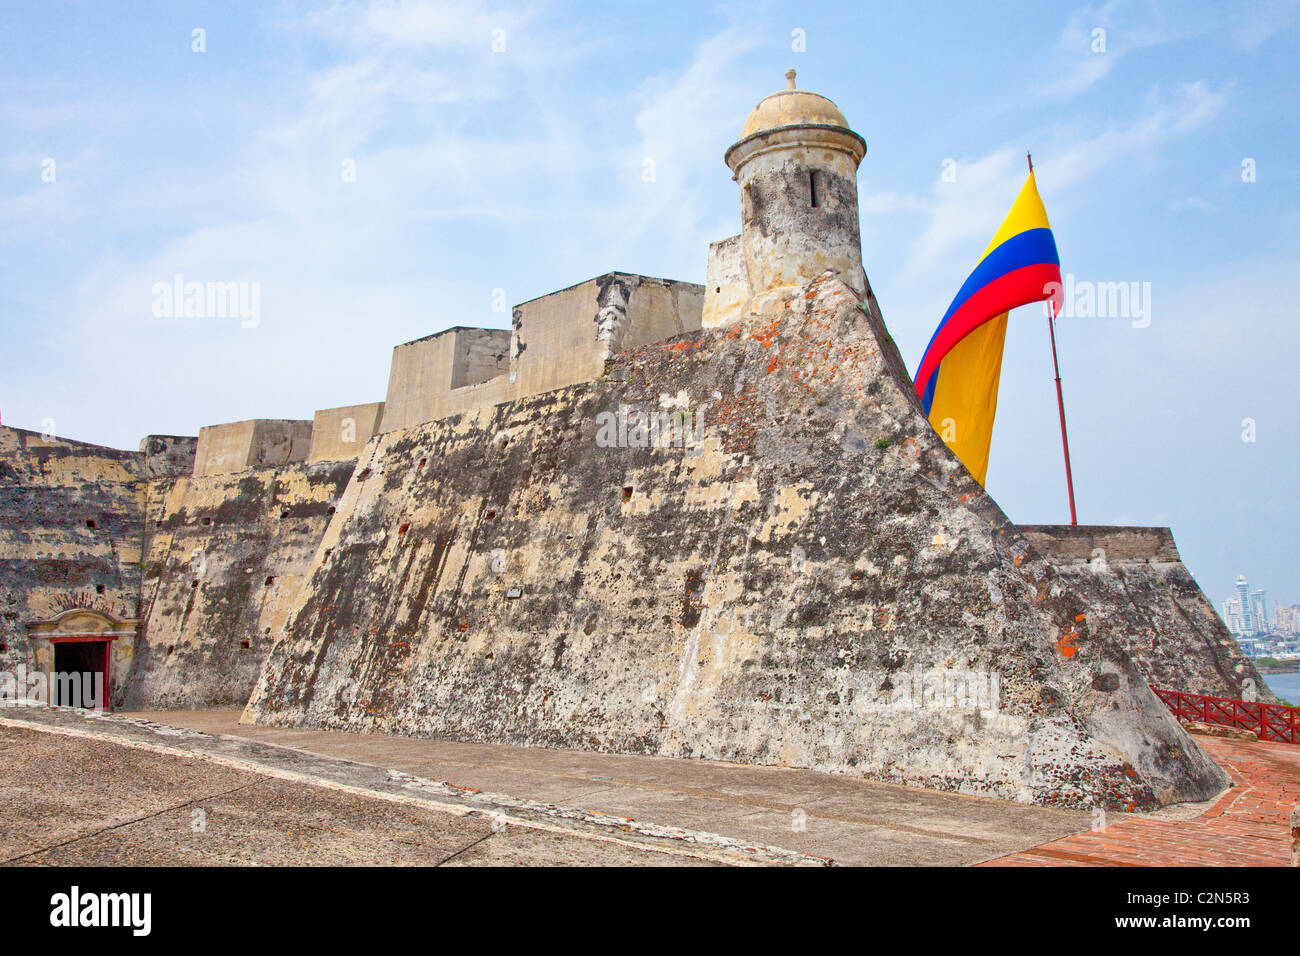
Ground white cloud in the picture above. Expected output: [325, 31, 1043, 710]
[895, 79, 1228, 287]
[1227, 0, 1300, 49]
[1013, 0, 1282, 106]
[1168, 195, 1216, 212]
[5, 3, 773, 447]
[621, 20, 767, 263]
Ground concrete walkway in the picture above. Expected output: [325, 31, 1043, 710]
[2, 707, 1090, 865]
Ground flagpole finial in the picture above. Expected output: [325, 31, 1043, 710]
[1027, 151, 1033, 172]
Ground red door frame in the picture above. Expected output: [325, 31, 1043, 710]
[49, 635, 114, 710]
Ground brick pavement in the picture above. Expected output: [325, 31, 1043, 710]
[982, 735, 1299, 866]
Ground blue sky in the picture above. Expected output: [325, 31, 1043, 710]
[2, 0, 1297, 610]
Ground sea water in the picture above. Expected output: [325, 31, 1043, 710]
[1262, 671, 1300, 705]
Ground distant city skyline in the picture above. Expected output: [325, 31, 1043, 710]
[1221, 572, 1300, 659]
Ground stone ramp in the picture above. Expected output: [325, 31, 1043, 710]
[9, 707, 1095, 865]
[0, 721, 710, 867]
[0, 708, 818, 866]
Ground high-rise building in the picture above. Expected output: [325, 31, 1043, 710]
[1250, 589, 1268, 636]
[1222, 597, 1246, 635]
[1235, 575, 1253, 636]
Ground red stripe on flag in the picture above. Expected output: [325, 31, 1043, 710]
[914, 262, 1062, 399]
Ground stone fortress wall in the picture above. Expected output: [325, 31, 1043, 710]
[0, 71, 1273, 810]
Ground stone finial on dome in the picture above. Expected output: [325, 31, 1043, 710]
[785, 68, 796, 89]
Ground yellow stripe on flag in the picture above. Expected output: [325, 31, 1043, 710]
[927, 311, 1008, 486]
[979, 171, 1052, 261]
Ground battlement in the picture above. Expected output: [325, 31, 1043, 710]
[179, 273, 702, 473]
[378, 327, 512, 434]
[1018, 524, 1181, 564]
[193, 419, 313, 476]
[308, 403, 386, 464]
[377, 272, 703, 434]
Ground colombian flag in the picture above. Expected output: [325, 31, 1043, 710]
[914, 171, 1061, 485]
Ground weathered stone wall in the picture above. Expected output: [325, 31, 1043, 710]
[703, 234, 750, 329]
[618, 276, 705, 355]
[139, 435, 199, 478]
[245, 274, 1229, 811]
[0, 422, 358, 710]
[450, 328, 511, 389]
[1020, 525, 1177, 563]
[1020, 525, 1272, 702]
[0, 426, 148, 707]
[507, 279, 601, 398]
[734, 143, 866, 298]
[193, 420, 257, 476]
[122, 460, 355, 709]
[380, 328, 456, 434]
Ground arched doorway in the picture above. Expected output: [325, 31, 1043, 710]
[24, 608, 138, 710]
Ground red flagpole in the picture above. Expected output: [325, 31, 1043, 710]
[1048, 301, 1078, 525]
[1029, 151, 1078, 525]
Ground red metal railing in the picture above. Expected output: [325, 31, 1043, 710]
[1150, 685, 1298, 745]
